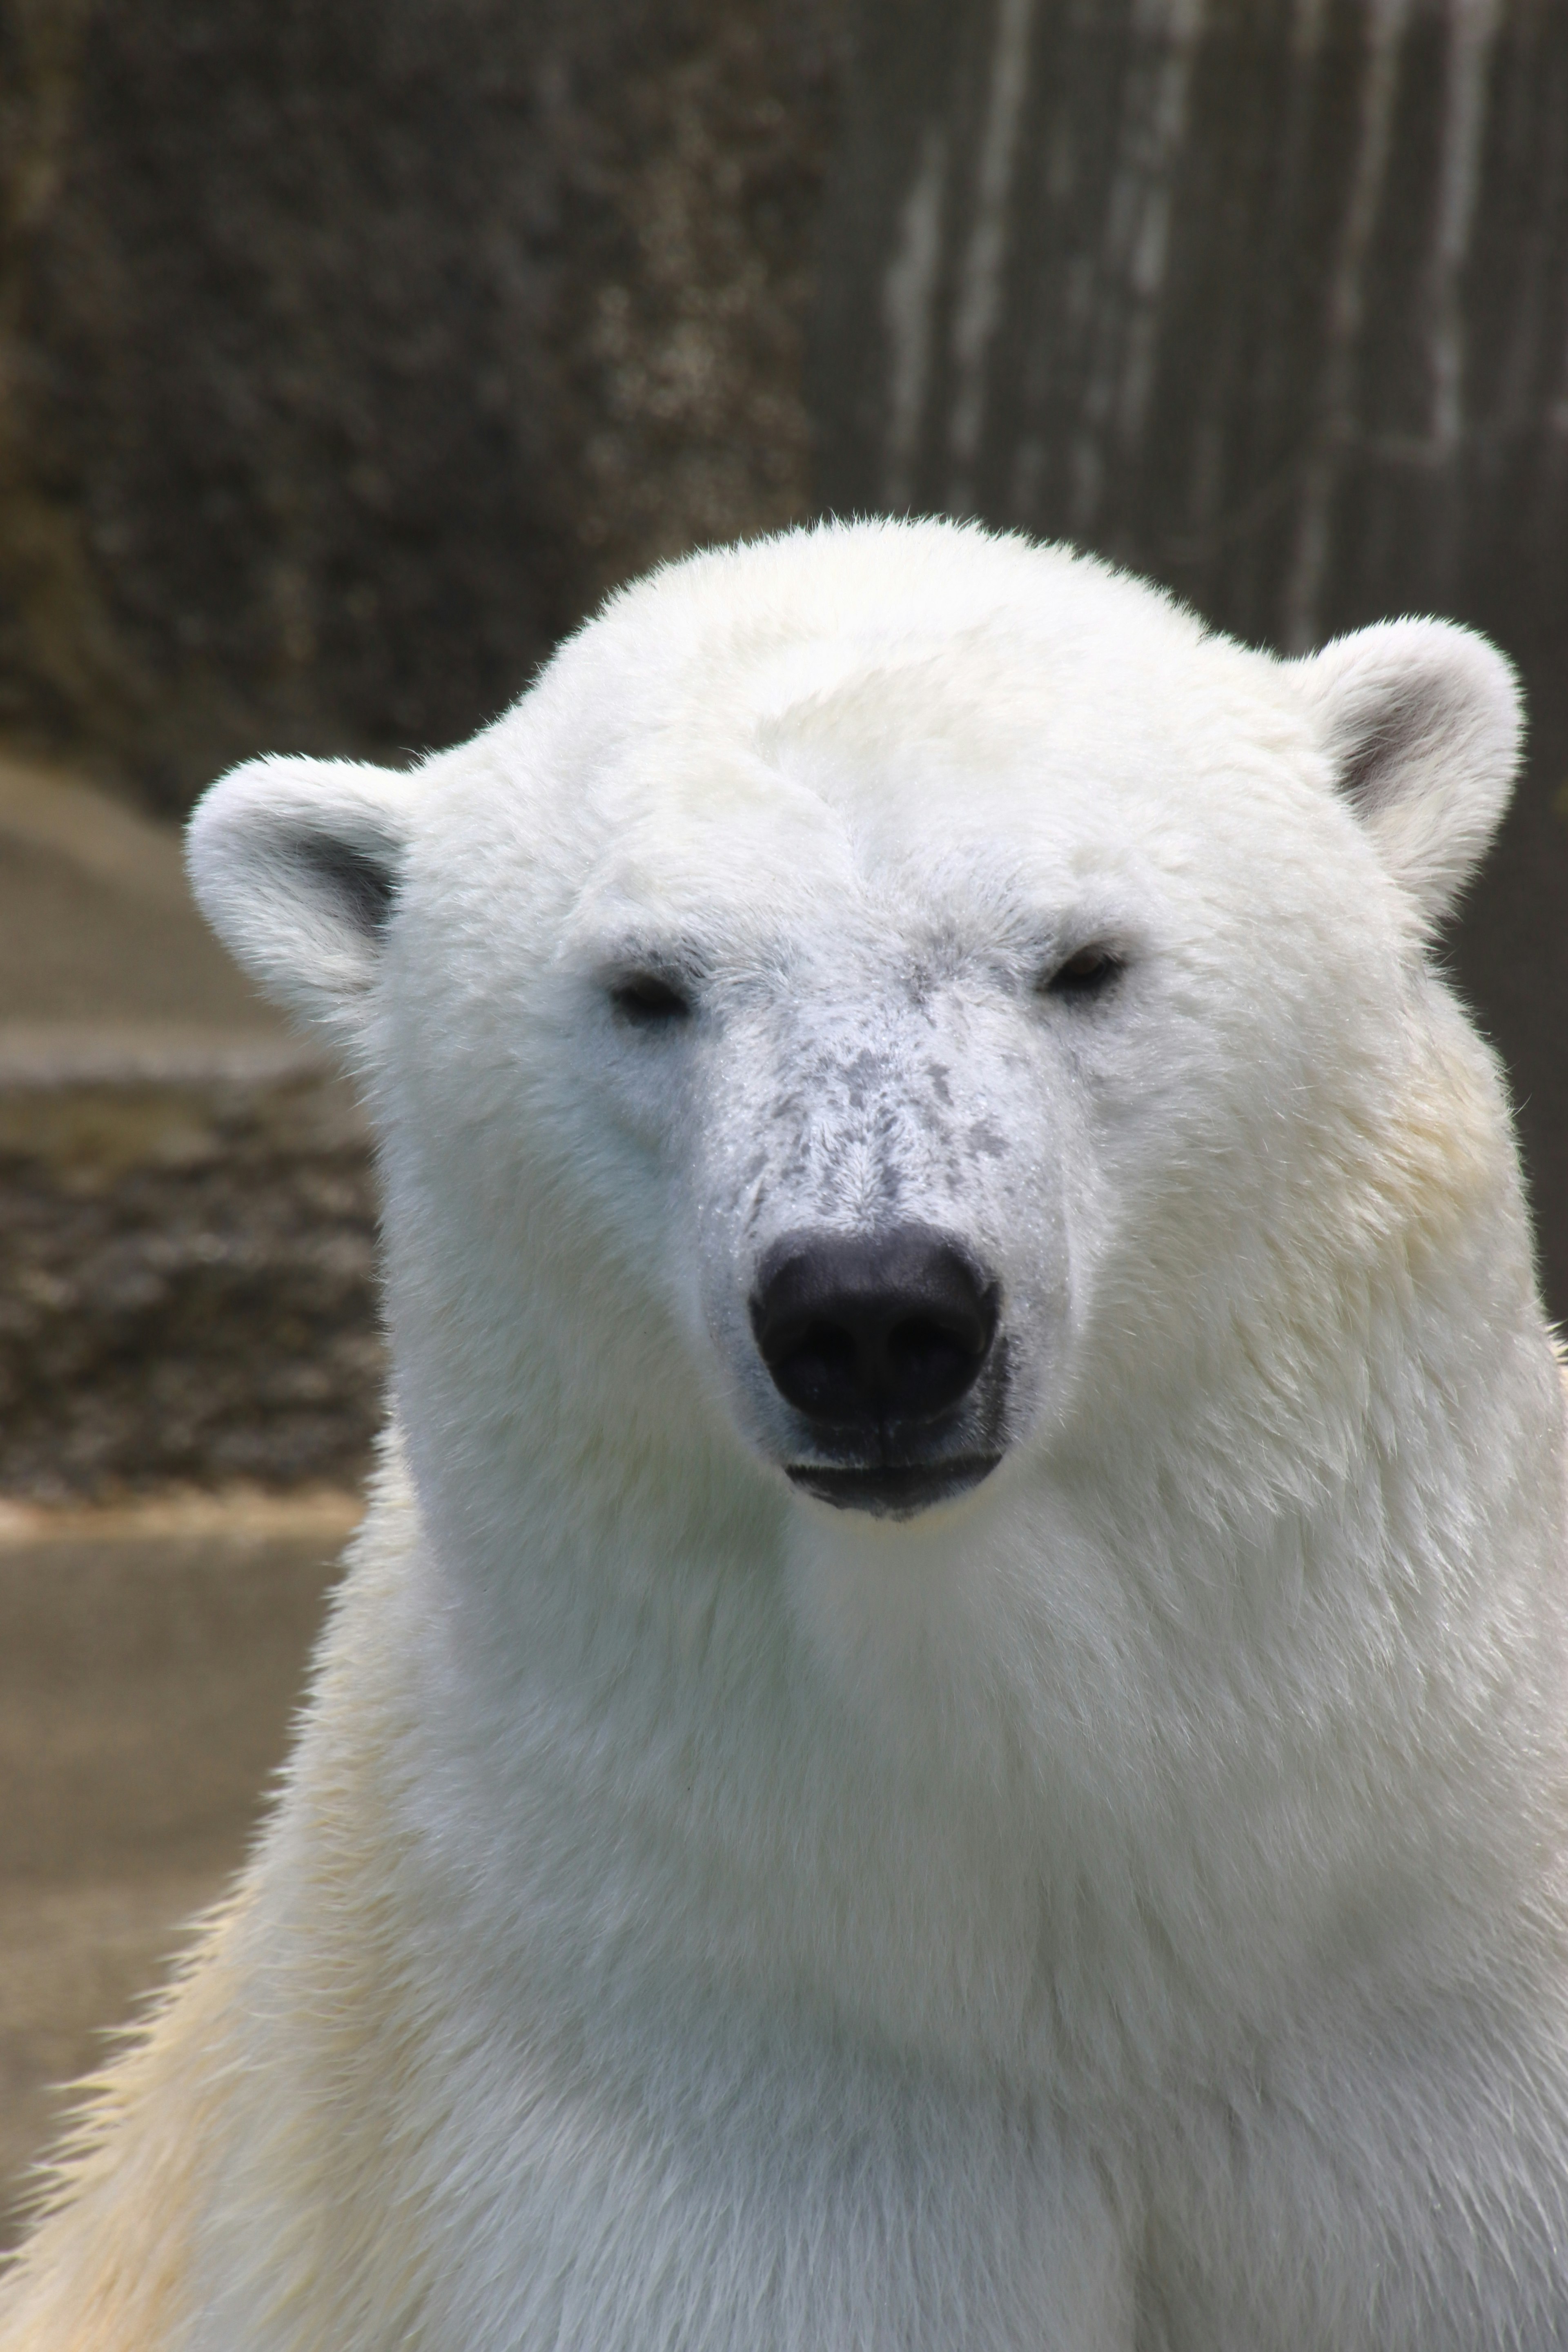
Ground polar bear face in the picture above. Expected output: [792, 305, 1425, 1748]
[189, 523, 1525, 1559]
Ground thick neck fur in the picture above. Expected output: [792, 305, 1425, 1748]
[378, 1045, 1568, 2119]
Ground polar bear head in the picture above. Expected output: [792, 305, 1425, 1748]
[188, 521, 1532, 1587]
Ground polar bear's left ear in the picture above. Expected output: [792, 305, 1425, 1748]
[1292, 619, 1523, 931]
[186, 753, 419, 1039]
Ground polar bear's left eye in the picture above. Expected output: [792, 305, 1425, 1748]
[1042, 945, 1124, 998]
[608, 970, 694, 1026]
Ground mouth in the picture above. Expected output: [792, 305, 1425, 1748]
[785, 1457, 1001, 1519]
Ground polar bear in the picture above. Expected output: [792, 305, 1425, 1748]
[5, 518, 1568, 2350]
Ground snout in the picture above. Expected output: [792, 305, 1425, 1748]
[749, 1225, 1005, 1516]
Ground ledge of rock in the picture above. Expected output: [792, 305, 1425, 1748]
[0, 753, 382, 1499]
[0, 1024, 380, 1499]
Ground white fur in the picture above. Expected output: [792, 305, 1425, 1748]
[8, 519, 1568, 2350]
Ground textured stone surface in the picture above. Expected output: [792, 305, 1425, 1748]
[0, 756, 381, 1499]
[0, 0, 840, 810]
[812, 0, 1568, 1315]
[0, 1032, 381, 1499]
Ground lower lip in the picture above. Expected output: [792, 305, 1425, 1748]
[784, 1458, 1001, 1519]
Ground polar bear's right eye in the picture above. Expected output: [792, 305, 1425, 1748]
[607, 970, 694, 1027]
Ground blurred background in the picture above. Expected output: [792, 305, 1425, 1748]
[2, 0, 1565, 2241]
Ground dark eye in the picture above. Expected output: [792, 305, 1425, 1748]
[1043, 945, 1123, 998]
[608, 970, 693, 1026]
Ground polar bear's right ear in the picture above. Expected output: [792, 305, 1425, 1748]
[1292, 619, 1523, 933]
[186, 754, 418, 1035]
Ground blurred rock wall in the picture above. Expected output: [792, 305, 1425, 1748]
[0, 0, 840, 810]
[0, 1034, 377, 1499]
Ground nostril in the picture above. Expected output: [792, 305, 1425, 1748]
[884, 1315, 977, 1409]
[771, 1321, 861, 1421]
[750, 1226, 999, 1431]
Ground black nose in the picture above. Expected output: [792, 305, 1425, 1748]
[749, 1226, 1000, 1431]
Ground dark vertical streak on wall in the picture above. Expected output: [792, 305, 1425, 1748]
[813, 0, 1568, 1314]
